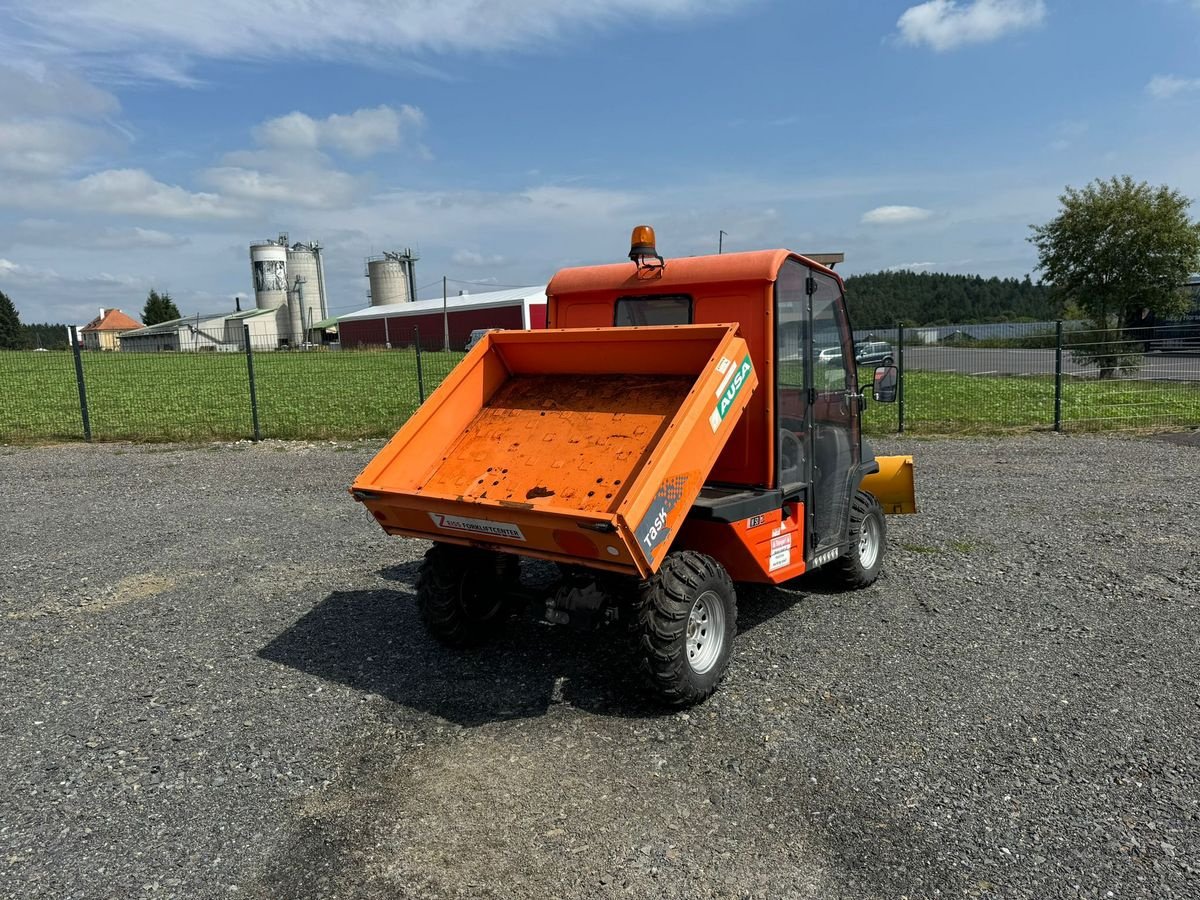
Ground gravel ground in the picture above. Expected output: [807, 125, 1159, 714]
[1, 434, 1197, 900]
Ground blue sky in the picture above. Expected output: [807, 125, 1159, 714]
[3, 0, 1200, 324]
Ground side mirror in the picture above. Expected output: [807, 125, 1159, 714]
[872, 365, 898, 403]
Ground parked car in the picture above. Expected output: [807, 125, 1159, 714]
[817, 346, 843, 365]
[854, 341, 894, 366]
[817, 341, 894, 367]
[464, 328, 501, 352]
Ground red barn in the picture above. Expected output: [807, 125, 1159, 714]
[337, 286, 547, 350]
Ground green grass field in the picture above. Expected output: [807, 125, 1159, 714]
[1, 350, 1196, 444]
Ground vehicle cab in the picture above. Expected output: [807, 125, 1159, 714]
[545, 227, 905, 582]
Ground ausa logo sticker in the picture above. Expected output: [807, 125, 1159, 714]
[708, 355, 753, 432]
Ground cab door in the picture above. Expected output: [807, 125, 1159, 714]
[808, 270, 860, 552]
[775, 261, 860, 557]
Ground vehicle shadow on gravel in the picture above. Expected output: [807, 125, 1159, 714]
[258, 561, 827, 727]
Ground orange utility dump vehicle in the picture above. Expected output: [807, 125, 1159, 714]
[353, 227, 915, 706]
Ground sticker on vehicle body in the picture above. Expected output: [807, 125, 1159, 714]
[428, 513, 526, 542]
[634, 475, 688, 561]
[708, 355, 753, 432]
[768, 534, 792, 572]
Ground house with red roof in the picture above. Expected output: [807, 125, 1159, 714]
[80, 308, 143, 351]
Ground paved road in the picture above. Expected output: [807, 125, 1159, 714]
[903, 346, 1200, 381]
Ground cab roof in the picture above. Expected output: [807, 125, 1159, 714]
[547, 249, 844, 296]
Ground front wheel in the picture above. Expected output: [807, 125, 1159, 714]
[828, 490, 886, 589]
[416, 543, 518, 647]
[635, 551, 737, 707]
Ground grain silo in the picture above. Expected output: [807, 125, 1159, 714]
[250, 236, 289, 310]
[366, 249, 418, 307]
[286, 241, 327, 341]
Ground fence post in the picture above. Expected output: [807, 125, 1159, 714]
[244, 325, 261, 441]
[1053, 319, 1063, 433]
[70, 326, 92, 442]
[414, 326, 426, 403]
[897, 322, 906, 435]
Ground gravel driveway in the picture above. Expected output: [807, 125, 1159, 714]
[1, 434, 1197, 899]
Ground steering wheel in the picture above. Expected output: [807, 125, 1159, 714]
[780, 429, 804, 483]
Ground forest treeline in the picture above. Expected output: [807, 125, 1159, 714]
[844, 270, 1058, 328]
[6, 270, 1069, 348]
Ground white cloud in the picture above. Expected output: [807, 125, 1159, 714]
[452, 249, 507, 267]
[200, 106, 421, 211]
[75, 169, 233, 218]
[0, 119, 117, 174]
[861, 205, 935, 225]
[884, 261, 937, 272]
[8, 219, 188, 249]
[0, 64, 119, 118]
[4, 1, 745, 82]
[255, 105, 425, 158]
[203, 163, 363, 209]
[896, 0, 1045, 51]
[90, 226, 189, 249]
[2, 168, 238, 219]
[0, 64, 123, 175]
[1147, 75, 1200, 99]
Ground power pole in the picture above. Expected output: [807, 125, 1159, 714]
[719, 230, 727, 254]
[442, 276, 449, 351]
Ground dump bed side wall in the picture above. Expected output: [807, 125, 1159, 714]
[614, 345, 758, 573]
[354, 347, 512, 493]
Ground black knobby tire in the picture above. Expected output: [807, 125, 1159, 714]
[416, 543, 518, 647]
[828, 489, 886, 589]
[635, 551, 737, 707]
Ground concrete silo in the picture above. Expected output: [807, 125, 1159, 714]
[367, 249, 418, 307]
[250, 236, 289, 310]
[286, 241, 327, 343]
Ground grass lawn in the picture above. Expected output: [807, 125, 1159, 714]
[0, 349, 465, 443]
[1, 350, 1196, 444]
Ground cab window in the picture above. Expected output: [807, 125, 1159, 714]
[614, 294, 692, 326]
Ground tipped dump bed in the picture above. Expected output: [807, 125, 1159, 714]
[353, 325, 758, 577]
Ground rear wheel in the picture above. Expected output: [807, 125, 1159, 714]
[828, 490, 886, 589]
[635, 551, 737, 707]
[416, 543, 518, 647]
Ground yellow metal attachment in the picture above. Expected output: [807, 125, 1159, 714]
[862, 455, 916, 514]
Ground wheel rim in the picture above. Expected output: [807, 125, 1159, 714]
[686, 590, 726, 675]
[858, 514, 881, 570]
[459, 573, 503, 621]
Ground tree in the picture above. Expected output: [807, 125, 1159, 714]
[0, 290, 22, 349]
[141, 289, 181, 326]
[1030, 176, 1200, 377]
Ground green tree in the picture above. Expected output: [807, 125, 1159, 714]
[141, 289, 181, 326]
[1030, 176, 1200, 377]
[0, 290, 22, 349]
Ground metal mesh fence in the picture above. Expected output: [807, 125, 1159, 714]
[0, 322, 1195, 444]
[0, 349, 83, 442]
[851, 322, 1199, 434]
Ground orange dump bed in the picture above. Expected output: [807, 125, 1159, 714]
[352, 325, 758, 577]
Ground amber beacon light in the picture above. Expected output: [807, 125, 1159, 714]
[629, 224, 665, 269]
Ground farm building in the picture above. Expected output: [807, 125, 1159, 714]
[337, 286, 547, 350]
[80, 308, 142, 350]
[223, 306, 288, 349]
[120, 314, 234, 352]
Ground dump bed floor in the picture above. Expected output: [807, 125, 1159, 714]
[420, 374, 693, 514]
